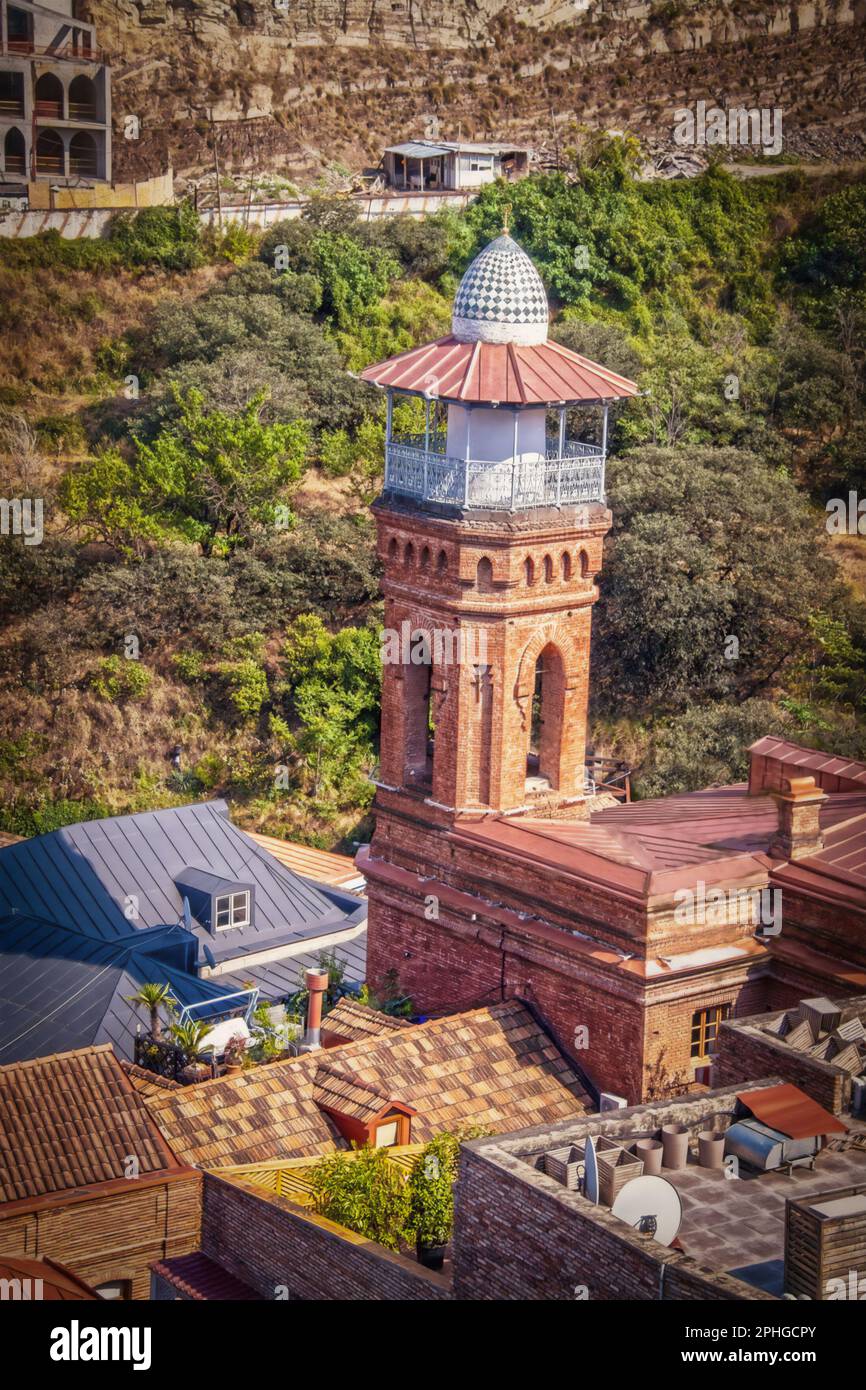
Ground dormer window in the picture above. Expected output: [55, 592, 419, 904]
[214, 891, 250, 930]
[175, 868, 255, 935]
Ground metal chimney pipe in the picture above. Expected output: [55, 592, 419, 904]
[299, 969, 330, 1052]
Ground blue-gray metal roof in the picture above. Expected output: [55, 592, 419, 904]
[0, 800, 360, 962]
[0, 802, 368, 1064]
[0, 913, 233, 1064]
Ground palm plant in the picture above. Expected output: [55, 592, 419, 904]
[126, 982, 176, 1041]
[169, 1018, 214, 1065]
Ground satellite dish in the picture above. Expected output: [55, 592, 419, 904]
[583, 1135, 599, 1204]
[610, 1175, 682, 1247]
[182, 896, 193, 934]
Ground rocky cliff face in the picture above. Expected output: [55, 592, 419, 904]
[82, 0, 866, 184]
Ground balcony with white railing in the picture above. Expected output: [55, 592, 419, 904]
[383, 430, 606, 512]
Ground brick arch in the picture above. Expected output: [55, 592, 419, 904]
[514, 623, 583, 703]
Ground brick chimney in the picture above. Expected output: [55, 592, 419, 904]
[298, 969, 330, 1052]
[768, 776, 828, 861]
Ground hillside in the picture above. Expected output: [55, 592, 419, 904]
[85, 0, 866, 188]
[1, 158, 864, 844]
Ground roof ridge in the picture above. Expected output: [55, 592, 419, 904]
[0, 1041, 115, 1074]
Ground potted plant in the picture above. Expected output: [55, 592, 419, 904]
[223, 1032, 247, 1076]
[407, 1133, 460, 1270]
[170, 1019, 214, 1084]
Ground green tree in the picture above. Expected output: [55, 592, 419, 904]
[307, 1147, 412, 1252]
[593, 446, 837, 713]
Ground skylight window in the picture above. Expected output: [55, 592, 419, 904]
[214, 890, 250, 931]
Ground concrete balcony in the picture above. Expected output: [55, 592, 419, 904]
[383, 431, 606, 512]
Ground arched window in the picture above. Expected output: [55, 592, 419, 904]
[3, 127, 26, 176]
[69, 130, 97, 178]
[436, 549, 448, 574]
[404, 631, 435, 790]
[524, 556, 535, 586]
[526, 643, 566, 791]
[420, 545, 431, 570]
[578, 549, 590, 579]
[543, 554, 553, 583]
[35, 73, 64, 120]
[560, 552, 572, 581]
[404, 541, 415, 567]
[387, 537, 398, 561]
[476, 556, 493, 592]
[35, 129, 64, 176]
[68, 74, 98, 123]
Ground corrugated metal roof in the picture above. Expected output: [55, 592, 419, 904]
[360, 334, 639, 405]
[736, 1083, 848, 1139]
[385, 142, 453, 158]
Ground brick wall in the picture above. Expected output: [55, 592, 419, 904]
[0, 1172, 201, 1301]
[713, 1016, 851, 1113]
[201, 1172, 451, 1301]
[454, 1140, 772, 1302]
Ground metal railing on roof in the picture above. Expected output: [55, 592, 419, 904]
[384, 433, 605, 511]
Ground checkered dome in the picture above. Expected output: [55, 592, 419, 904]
[452, 234, 549, 345]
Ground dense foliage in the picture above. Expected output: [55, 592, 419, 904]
[1, 154, 864, 836]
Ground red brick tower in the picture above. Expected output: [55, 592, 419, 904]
[363, 233, 637, 821]
[359, 231, 640, 1021]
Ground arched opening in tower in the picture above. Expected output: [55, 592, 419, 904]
[526, 643, 565, 791]
[403, 638, 435, 790]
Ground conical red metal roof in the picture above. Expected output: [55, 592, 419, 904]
[360, 334, 639, 406]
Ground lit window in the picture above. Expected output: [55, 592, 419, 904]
[690, 1004, 731, 1059]
[94, 1280, 131, 1300]
[214, 891, 250, 930]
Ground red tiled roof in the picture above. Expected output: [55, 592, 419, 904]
[313, 1067, 416, 1122]
[0, 1256, 98, 1299]
[737, 1083, 848, 1139]
[360, 334, 639, 406]
[0, 1044, 185, 1207]
[322, 997, 413, 1043]
[145, 1001, 592, 1167]
[150, 1252, 259, 1301]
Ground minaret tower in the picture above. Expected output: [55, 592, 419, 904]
[361, 227, 638, 828]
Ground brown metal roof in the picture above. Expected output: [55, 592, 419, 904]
[246, 832, 366, 891]
[737, 1083, 848, 1139]
[360, 334, 639, 405]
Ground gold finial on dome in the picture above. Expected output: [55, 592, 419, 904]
[502, 202, 512, 236]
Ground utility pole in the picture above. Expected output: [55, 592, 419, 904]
[210, 106, 223, 234]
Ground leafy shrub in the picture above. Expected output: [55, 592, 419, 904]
[89, 655, 152, 702]
[108, 203, 205, 271]
[307, 1147, 412, 1253]
[216, 657, 269, 720]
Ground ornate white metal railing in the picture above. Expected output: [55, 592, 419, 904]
[384, 434, 605, 511]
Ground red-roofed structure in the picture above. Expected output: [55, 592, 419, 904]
[358, 232, 866, 1106]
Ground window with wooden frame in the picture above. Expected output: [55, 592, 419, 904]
[214, 890, 250, 930]
[690, 1003, 731, 1059]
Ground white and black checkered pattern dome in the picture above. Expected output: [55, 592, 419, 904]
[452, 234, 549, 345]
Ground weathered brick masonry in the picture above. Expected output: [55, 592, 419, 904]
[201, 1172, 451, 1301]
[453, 1086, 776, 1302]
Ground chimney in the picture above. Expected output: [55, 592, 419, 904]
[769, 776, 828, 861]
[298, 969, 330, 1052]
